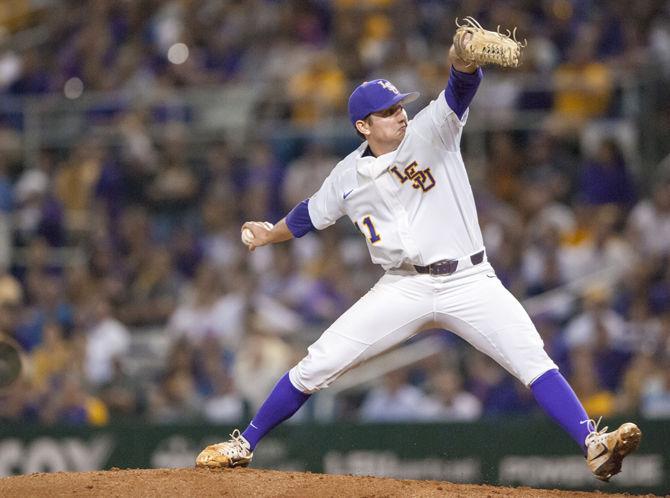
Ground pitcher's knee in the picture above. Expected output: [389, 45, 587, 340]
[289, 364, 325, 394]
[289, 328, 369, 393]
[519, 356, 559, 387]
[288, 354, 348, 394]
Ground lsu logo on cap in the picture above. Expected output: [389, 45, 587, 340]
[377, 80, 399, 94]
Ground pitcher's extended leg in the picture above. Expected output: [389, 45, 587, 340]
[434, 266, 641, 480]
[196, 272, 434, 468]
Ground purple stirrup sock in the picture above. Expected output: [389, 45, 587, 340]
[530, 369, 592, 453]
[241, 372, 310, 450]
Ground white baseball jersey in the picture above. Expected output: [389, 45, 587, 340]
[289, 83, 556, 395]
[308, 90, 484, 270]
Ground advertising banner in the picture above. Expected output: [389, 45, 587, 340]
[0, 419, 666, 494]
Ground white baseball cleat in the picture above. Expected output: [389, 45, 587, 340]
[585, 419, 641, 482]
[195, 429, 253, 468]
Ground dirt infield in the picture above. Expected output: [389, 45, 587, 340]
[0, 468, 661, 497]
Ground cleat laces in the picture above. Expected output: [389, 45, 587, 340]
[584, 417, 609, 448]
[216, 429, 251, 459]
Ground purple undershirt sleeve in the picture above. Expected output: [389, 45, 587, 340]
[444, 66, 484, 120]
[286, 199, 315, 238]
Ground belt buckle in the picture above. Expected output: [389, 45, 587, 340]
[431, 259, 458, 275]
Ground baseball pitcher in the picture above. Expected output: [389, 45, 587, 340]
[196, 18, 640, 482]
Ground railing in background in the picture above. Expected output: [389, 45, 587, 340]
[0, 70, 661, 178]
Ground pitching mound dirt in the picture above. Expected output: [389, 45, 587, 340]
[0, 467, 659, 497]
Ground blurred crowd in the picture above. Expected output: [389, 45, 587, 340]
[3, 1, 670, 125]
[2, 0, 670, 427]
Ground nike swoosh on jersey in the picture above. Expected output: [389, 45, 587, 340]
[343, 189, 354, 199]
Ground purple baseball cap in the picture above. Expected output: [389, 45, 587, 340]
[348, 79, 420, 125]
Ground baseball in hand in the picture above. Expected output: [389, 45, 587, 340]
[241, 228, 255, 245]
[241, 222, 274, 246]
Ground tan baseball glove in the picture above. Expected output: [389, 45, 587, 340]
[453, 16, 526, 68]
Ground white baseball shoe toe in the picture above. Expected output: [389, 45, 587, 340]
[585, 419, 641, 482]
[196, 429, 253, 469]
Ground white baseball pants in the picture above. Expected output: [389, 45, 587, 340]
[289, 262, 557, 393]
